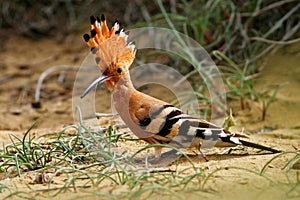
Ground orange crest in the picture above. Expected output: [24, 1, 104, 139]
[83, 14, 136, 73]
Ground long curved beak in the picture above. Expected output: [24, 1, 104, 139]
[80, 75, 111, 98]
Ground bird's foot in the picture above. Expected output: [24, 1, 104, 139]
[195, 150, 209, 162]
[147, 156, 161, 164]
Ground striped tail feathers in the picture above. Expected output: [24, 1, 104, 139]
[217, 130, 281, 153]
[239, 139, 281, 153]
[83, 14, 136, 73]
[176, 118, 281, 153]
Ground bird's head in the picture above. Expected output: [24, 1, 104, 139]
[81, 14, 136, 98]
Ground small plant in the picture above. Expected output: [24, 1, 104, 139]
[213, 50, 257, 110]
[257, 82, 288, 121]
[0, 123, 84, 177]
[222, 109, 235, 131]
[213, 51, 287, 121]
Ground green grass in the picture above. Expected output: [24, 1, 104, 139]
[132, 0, 300, 120]
[0, 117, 205, 199]
[151, 0, 300, 64]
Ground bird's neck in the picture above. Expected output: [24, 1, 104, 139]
[112, 72, 136, 112]
[111, 72, 151, 140]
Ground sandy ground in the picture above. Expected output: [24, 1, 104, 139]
[0, 33, 299, 199]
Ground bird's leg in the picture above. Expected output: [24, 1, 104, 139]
[154, 146, 163, 160]
[197, 144, 209, 162]
[149, 147, 162, 164]
[147, 146, 162, 164]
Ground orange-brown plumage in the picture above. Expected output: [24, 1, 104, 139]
[81, 14, 281, 160]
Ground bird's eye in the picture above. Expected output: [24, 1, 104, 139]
[117, 68, 122, 73]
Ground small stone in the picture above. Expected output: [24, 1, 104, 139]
[32, 101, 42, 108]
[11, 109, 22, 115]
[34, 172, 50, 184]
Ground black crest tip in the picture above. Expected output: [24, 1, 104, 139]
[90, 29, 96, 37]
[96, 16, 101, 23]
[90, 16, 96, 24]
[101, 14, 105, 22]
[83, 34, 90, 42]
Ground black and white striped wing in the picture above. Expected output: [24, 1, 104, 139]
[138, 104, 239, 148]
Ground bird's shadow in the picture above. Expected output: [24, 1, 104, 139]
[131, 149, 278, 167]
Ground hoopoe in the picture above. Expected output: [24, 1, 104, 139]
[81, 14, 280, 161]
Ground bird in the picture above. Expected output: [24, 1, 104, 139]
[80, 14, 281, 161]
